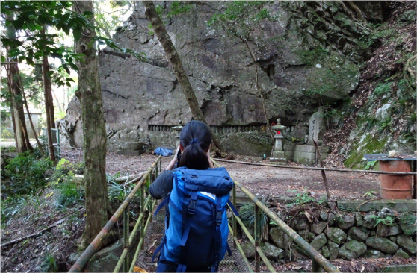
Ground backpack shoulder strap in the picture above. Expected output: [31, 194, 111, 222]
[180, 191, 197, 246]
[227, 199, 239, 216]
[154, 196, 169, 216]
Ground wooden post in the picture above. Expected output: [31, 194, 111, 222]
[255, 205, 261, 272]
[312, 259, 322, 272]
[123, 206, 129, 272]
[232, 184, 237, 244]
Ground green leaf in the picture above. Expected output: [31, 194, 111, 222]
[83, 10, 93, 17]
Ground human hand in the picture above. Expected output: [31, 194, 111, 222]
[166, 145, 180, 170]
[207, 146, 214, 169]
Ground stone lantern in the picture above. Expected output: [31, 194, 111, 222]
[270, 119, 286, 161]
[172, 120, 183, 148]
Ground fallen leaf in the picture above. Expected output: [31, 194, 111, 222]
[133, 266, 147, 273]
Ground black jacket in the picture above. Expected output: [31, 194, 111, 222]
[149, 170, 174, 199]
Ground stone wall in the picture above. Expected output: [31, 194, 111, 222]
[240, 200, 417, 261]
[97, 123, 273, 156]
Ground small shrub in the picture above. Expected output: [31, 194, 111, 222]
[239, 202, 268, 233]
[39, 252, 57, 272]
[367, 215, 395, 227]
[398, 213, 417, 235]
[287, 190, 316, 206]
[107, 174, 134, 203]
[362, 190, 377, 199]
[55, 180, 83, 208]
[51, 158, 85, 208]
[1, 145, 16, 153]
[373, 82, 393, 96]
[3, 150, 52, 197]
[1, 196, 28, 226]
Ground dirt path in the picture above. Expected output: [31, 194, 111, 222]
[220, 160, 379, 200]
[62, 149, 380, 200]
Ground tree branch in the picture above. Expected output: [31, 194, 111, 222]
[101, 48, 131, 59]
[1, 218, 66, 248]
[143, 1, 223, 151]
[243, 39, 273, 140]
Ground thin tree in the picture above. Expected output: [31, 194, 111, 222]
[73, 0, 110, 248]
[41, 26, 56, 161]
[4, 13, 33, 153]
[20, 75, 44, 153]
[143, 1, 223, 151]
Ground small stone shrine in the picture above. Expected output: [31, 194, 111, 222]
[291, 108, 330, 165]
[308, 107, 324, 145]
[270, 119, 286, 161]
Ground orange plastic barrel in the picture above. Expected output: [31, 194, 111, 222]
[379, 160, 413, 199]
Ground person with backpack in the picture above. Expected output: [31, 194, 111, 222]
[149, 120, 237, 272]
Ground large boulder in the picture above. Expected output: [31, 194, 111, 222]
[240, 241, 284, 260]
[270, 227, 293, 249]
[397, 235, 416, 255]
[348, 227, 369, 242]
[365, 237, 399, 254]
[376, 224, 401, 237]
[311, 222, 327, 235]
[60, 1, 368, 153]
[338, 240, 367, 259]
[394, 248, 410, 259]
[327, 241, 339, 260]
[85, 239, 124, 272]
[310, 234, 328, 250]
[261, 242, 284, 260]
[327, 228, 347, 245]
[289, 217, 309, 231]
[321, 245, 330, 258]
[337, 215, 355, 230]
[241, 242, 256, 258]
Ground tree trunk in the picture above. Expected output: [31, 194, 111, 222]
[41, 27, 56, 162]
[5, 14, 33, 153]
[143, 1, 223, 151]
[74, 0, 110, 249]
[20, 75, 44, 153]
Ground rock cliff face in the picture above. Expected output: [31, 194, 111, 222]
[61, 2, 383, 154]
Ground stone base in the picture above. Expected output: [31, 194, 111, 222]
[272, 150, 286, 159]
[292, 145, 329, 166]
[270, 157, 286, 162]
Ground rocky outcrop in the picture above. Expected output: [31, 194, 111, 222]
[61, 2, 383, 153]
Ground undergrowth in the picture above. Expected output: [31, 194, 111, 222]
[2, 149, 52, 197]
[1, 153, 85, 226]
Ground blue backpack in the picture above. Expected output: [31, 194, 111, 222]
[153, 167, 238, 272]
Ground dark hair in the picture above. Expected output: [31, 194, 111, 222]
[178, 120, 212, 170]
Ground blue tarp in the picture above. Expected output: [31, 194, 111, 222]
[155, 147, 174, 157]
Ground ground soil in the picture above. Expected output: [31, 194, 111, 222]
[64, 149, 381, 200]
[220, 155, 380, 200]
[0, 150, 411, 273]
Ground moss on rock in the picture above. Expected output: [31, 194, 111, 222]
[344, 134, 388, 168]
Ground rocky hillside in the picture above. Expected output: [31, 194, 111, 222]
[60, 1, 415, 166]
[324, 1, 416, 168]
